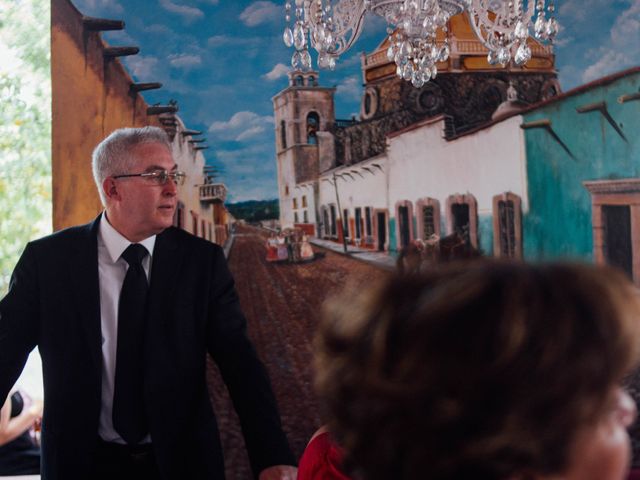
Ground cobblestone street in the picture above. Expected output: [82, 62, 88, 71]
[206, 225, 387, 478]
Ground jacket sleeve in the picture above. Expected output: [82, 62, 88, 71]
[0, 243, 40, 404]
[205, 246, 295, 478]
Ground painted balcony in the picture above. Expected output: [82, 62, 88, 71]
[199, 183, 227, 203]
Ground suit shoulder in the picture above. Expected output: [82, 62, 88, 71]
[28, 222, 93, 250]
[166, 227, 224, 254]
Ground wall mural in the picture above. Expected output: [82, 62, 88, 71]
[49, 0, 640, 477]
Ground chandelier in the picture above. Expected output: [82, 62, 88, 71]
[282, 0, 558, 88]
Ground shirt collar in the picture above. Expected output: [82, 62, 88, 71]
[98, 212, 157, 263]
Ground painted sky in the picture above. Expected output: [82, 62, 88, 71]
[71, 0, 640, 202]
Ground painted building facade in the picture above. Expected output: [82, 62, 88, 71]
[521, 68, 640, 280]
[273, 12, 557, 250]
[52, 0, 230, 245]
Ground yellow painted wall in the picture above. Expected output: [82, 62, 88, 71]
[52, 0, 161, 230]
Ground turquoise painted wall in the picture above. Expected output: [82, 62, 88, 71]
[389, 217, 397, 251]
[522, 70, 640, 261]
[478, 215, 493, 256]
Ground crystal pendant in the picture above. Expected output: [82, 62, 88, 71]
[514, 43, 531, 65]
[430, 64, 438, 79]
[514, 20, 528, 39]
[293, 23, 306, 50]
[400, 41, 413, 57]
[411, 71, 425, 88]
[325, 32, 334, 49]
[438, 43, 450, 62]
[546, 18, 558, 40]
[291, 50, 302, 69]
[487, 50, 499, 65]
[300, 49, 312, 71]
[422, 68, 432, 83]
[396, 65, 403, 78]
[430, 44, 439, 61]
[387, 45, 396, 62]
[534, 16, 547, 40]
[318, 52, 330, 69]
[283, 27, 294, 48]
[402, 63, 414, 81]
[328, 56, 336, 70]
[497, 47, 510, 65]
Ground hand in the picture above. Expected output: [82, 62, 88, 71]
[258, 465, 298, 480]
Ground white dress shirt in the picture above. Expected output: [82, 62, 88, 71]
[97, 213, 156, 443]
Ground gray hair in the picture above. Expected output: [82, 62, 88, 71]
[92, 126, 172, 205]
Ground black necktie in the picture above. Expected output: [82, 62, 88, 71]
[113, 243, 149, 444]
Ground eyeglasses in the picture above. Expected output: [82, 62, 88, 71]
[112, 169, 187, 186]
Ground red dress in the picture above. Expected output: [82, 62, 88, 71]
[298, 432, 351, 480]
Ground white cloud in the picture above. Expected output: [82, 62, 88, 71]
[207, 35, 258, 48]
[82, 0, 124, 14]
[239, 1, 281, 27]
[168, 53, 202, 69]
[209, 111, 274, 142]
[263, 63, 290, 81]
[581, 0, 640, 82]
[158, 0, 204, 22]
[336, 75, 362, 102]
[143, 24, 174, 35]
[126, 55, 160, 80]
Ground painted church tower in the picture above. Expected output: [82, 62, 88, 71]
[272, 70, 336, 232]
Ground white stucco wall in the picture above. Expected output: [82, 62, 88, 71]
[387, 115, 528, 218]
[318, 155, 390, 215]
[172, 117, 215, 239]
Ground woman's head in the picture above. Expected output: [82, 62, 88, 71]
[315, 261, 640, 480]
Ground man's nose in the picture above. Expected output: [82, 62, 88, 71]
[163, 177, 178, 195]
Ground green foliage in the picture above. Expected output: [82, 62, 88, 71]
[0, 0, 51, 295]
[227, 200, 279, 223]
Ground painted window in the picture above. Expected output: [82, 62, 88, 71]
[365, 207, 373, 237]
[208, 223, 213, 242]
[416, 197, 441, 240]
[285, 185, 289, 196]
[492, 192, 522, 259]
[191, 211, 198, 235]
[295, 75, 304, 86]
[446, 194, 478, 248]
[293, 198, 298, 209]
[322, 207, 330, 238]
[280, 120, 287, 149]
[330, 205, 337, 237]
[584, 179, 640, 284]
[201, 220, 206, 239]
[307, 112, 320, 145]
[294, 211, 299, 224]
[302, 195, 307, 208]
[303, 210, 308, 223]
[355, 208, 362, 239]
[395, 200, 414, 249]
[343, 209, 349, 238]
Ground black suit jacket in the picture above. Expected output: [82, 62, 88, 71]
[0, 217, 294, 479]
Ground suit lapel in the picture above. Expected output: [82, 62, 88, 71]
[148, 228, 181, 327]
[70, 216, 103, 376]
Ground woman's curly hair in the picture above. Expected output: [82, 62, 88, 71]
[314, 260, 640, 480]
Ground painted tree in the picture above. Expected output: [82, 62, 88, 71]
[0, 0, 51, 294]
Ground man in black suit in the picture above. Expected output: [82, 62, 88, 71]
[0, 127, 297, 479]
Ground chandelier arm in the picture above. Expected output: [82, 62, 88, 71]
[466, 0, 536, 52]
[324, 0, 368, 56]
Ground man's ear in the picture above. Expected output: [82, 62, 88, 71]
[103, 177, 120, 201]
